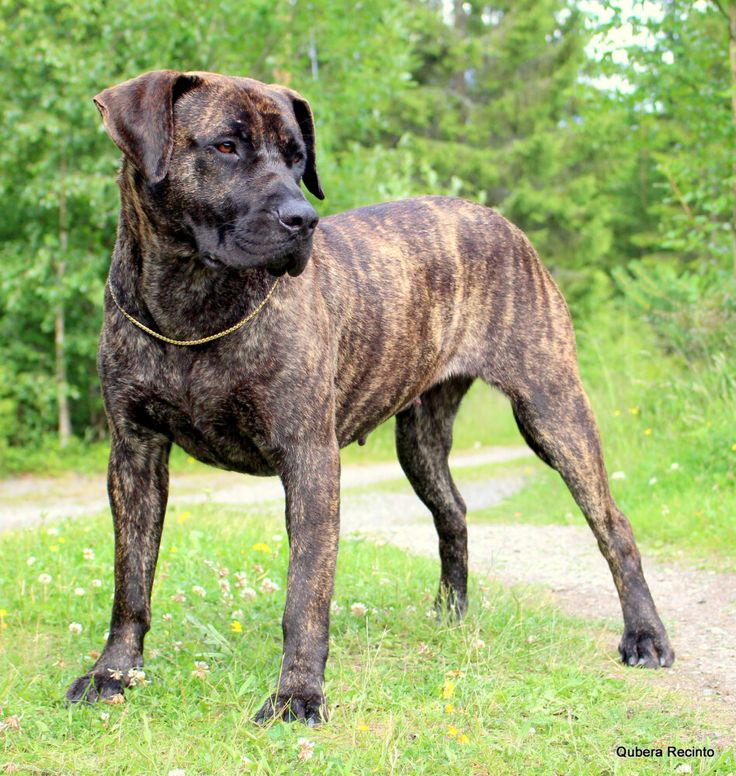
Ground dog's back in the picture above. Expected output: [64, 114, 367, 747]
[311, 195, 574, 441]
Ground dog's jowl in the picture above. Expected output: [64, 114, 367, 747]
[66, 70, 674, 724]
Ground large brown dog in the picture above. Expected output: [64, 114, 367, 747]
[66, 70, 674, 723]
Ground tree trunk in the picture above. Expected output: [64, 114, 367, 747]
[56, 159, 71, 448]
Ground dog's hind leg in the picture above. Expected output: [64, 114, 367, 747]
[487, 317, 674, 667]
[395, 376, 474, 618]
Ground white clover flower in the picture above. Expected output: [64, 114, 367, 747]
[649, 477, 657, 485]
[272, 534, 283, 542]
[473, 638, 486, 649]
[670, 462, 680, 470]
[127, 668, 147, 687]
[168, 770, 186, 776]
[91, 579, 102, 588]
[350, 602, 368, 618]
[38, 573, 52, 585]
[231, 609, 244, 620]
[297, 738, 315, 762]
[240, 587, 257, 602]
[68, 622, 83, 635]
[108, 668, 123, 681]
[173, 641, 183, 652]
[260, 578, 279, 594]
[219, 579, 231, 595]
[47, 527, 60, 536]
[217, 567, 229, 578]
[74, 587, 86, 596]
[191, 661, 209, 679]
[192, 585, 206, 598]
[171, 590, 186, 603]
[26, 556, 36, 566]
[610, 471, 626, 480]
[330, 601, 343, 615]
[162, 613, 173, 622]
[83, 548, 95, 561]
[234, 571, 248, 588]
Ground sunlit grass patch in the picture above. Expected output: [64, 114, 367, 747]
[0, 504, 733, 774]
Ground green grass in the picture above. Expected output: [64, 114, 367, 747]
[1, 503, 733, 774]
[463, 305, 736, 571]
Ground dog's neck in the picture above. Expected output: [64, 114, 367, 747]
[109, 167, 273, 341]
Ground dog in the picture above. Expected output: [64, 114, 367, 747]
[66, 70, 674, 724]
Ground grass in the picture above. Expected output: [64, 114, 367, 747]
[1, 502, 734, 774]
[463, 305, 736, 571]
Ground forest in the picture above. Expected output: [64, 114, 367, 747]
[0, 0, 734, 478]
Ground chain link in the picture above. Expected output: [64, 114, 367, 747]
[106, 275, 281, 347]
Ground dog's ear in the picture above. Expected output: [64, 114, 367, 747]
[93, 70, 201, 183]
[272, 86, 325, 200]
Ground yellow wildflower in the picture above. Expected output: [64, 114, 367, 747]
[49, 544, 59, 552]
[458, 734, 469, 745]
[613, 409, 622, 417]
[629, 406, 640, 415]
[170, 546, 178, 554]
[177, 511, 191, 524]
[644, 428, 652, 436]
[447, 725, 459, 737]
[731, 443, 736, 452]
[187, 456, 195, 465]
[441, 680, 455, 699]
[252, 542, 272, 554]
[230, 621, 243, 634]
[357, 721, 369, 731]
[58, 537, 66, 544]
[445, 703, 454, 714]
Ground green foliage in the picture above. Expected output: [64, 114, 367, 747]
[0, 0, 734, 474]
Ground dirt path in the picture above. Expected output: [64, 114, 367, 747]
[341, 486, 736, 734]
[2, 446, 734, 731]
[0, 447, 531, 531]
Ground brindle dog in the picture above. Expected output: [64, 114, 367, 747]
[66, 70, 674, 723]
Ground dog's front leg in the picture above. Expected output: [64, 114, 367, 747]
[66, 427, 170, 703]
[255, 439, 340, 725]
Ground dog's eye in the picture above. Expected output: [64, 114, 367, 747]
[216, 141, 236, 154]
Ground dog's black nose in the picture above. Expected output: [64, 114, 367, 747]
[277, 201, 319, 235]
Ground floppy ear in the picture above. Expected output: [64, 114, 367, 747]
[272, 86, 325, 200]
[93, 70, 201, 183]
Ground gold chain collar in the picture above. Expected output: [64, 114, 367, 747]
[106, 275, 281, 347]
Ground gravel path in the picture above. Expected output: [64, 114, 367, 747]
[0, 447, 531, 531]
[2, 445, 734, 728]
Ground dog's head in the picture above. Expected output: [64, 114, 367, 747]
[94, 70, 324, 276]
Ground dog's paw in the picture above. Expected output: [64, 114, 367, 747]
[254, 690, 328, 726]
[434, 587, 467, 622]
[618, 627, 675, 668]
[65, 666, 133, 705]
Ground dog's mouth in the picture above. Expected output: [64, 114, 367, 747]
[267, 254, 304, 277]
[201, 252, 227, 270]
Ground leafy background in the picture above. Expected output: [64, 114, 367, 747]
[0, 0, 734, 475]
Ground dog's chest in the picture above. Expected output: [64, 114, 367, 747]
[121, 348, 275, 475]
